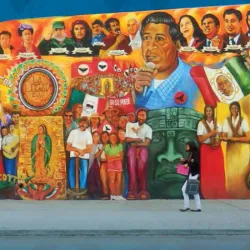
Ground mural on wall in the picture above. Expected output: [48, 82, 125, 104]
[0, 4, 250, 200]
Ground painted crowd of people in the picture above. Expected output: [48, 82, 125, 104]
[63, 105, 152, 200]
[0, 99, 250, 201]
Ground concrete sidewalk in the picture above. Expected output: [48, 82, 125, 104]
[0, 200, 250, 236]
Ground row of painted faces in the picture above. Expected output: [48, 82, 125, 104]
[0, 7, 250, 58]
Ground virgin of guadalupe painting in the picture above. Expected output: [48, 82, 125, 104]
[31, 124, 52, 182]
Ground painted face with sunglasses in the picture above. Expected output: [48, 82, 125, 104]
[64, 111, 73, 125]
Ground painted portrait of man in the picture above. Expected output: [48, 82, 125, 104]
[0, 31, 14, 55]
[222, 8, 249, 52]
[38, 21, 74, 55]
[99, 17, 132, 57]
[134, 12, 199, 110]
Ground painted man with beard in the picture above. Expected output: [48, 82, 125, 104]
[66, 118, 93, 192]
[69, 20, 94, 57]
[147, 107, 203, 199]
[125, 108, 152, 200]
[99, 17, 132, 57]
[38, 21, 74, 55]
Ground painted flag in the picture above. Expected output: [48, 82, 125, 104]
[107, 92, 135, 115]
[71, 58, 116, 78]
[191, 56, 250, 107]
[81, 94, 107, 117]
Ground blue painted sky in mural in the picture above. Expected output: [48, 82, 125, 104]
[1, 0, 249, 21]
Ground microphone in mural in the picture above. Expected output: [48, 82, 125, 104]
[142, 62, 156, 97]
[115, 28, 121, 34]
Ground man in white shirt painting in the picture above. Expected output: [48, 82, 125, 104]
[66, 118, 93, 194]
[127, 18, 142, 51]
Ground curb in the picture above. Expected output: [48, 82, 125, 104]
[0, 230, 250, 237]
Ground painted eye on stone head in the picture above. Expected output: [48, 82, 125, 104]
[178, 136, 194, 145]
[134, 68, 138, 73]
[98, 61, 108, 72]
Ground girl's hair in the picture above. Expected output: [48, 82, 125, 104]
[100, 131, 109, 144]
[92, 131, 100, 144]
[92, 131, 100, 136]
[229, 101, 242, 124]
[204, 104, 215, 120]
[18, 24, 34, 36]
[186, 141, 198, 152]
[39, 124, 47, 134]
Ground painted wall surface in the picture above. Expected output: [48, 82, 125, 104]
[1, 0, 249, 21]
[0, 4, 250, 200]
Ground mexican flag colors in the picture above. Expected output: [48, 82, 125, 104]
[191, 56, 250, 107]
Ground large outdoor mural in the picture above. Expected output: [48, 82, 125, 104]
[0, 4, 250, 200]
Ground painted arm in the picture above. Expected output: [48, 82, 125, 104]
[94, 148, 103, 159]
[79, 144, 93, 156]
[197, 130, 217, 143]
[66, 143, 80, 155]
[125, 137, 142, 143]
[106, 149, 123, 162]
[229, 131, 250, 143]
[99, 35, 126, 57]
[130, 138, 151, 147]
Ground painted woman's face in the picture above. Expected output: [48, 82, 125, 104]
[205, 107, 213, 119]
[22, 29, 32, 43]
[38, 126, 44, 135]
[180, 17, 194, 39]
[110, 134, 118, 145]
[230, 104, 239, 117]
[93, 133, 100, 144]
[101, 133, 109, 144]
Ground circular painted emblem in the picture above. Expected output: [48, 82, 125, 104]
[8, 59, 68, 115]
[19, 68, 59, 110]
[103, 124, 112, 132]
[174, 91, 187, 104]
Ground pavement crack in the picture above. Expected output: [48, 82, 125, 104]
[217, 200, 250, 212]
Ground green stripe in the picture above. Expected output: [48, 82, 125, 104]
[225, 56, 250, 96]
